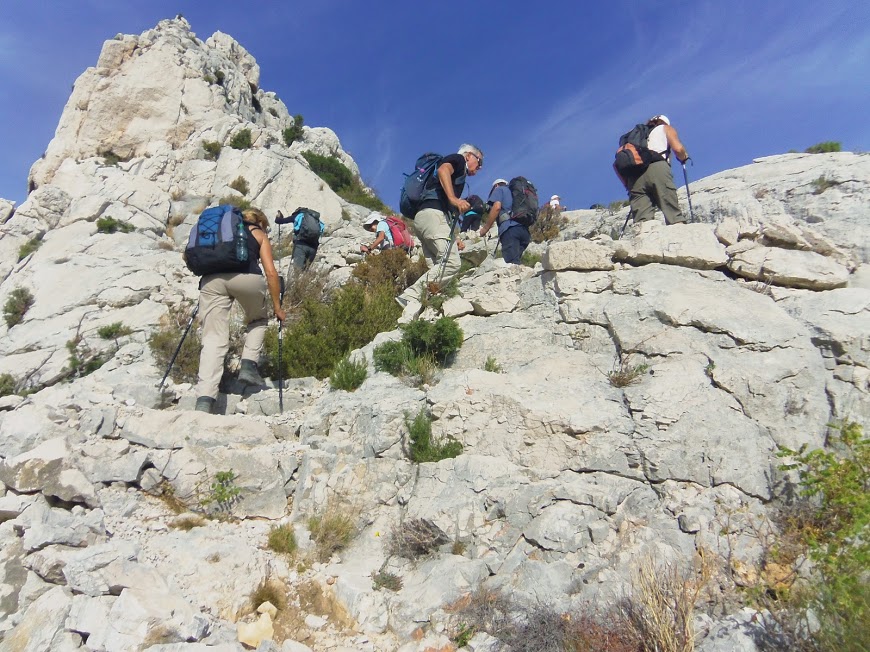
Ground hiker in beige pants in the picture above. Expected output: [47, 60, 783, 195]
[195, 208, 285, 413]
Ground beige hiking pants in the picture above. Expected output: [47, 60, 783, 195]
[629, 160, 686, 225]
[196, 272, 269, 399]
[398, 207, 461, 303]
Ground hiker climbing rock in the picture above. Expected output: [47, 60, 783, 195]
[360, 213, 394, 252]
[616, 114, 690, 226]
[289, 207, 325, 269]
[192, 207, 285, 414]
[479, 177, 538, 264]
[395, 144, 483, 322]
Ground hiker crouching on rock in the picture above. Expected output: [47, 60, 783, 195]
[395, 144, 482, 322]
[195, 208, 286, 414]
[360, 212, 393, 253]
[479, 178, 531, 264]
[628, 115, 689, 226]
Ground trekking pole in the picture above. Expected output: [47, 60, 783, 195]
[158, 304, 199, 389]
[619, 212, 632, 239]
[435, 210, 459, 285]
[275, 211, 285, 414]
[681, 159, 696, 223]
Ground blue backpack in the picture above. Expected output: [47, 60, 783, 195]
[184, 205, 250, 276]
[399, 152, 442, 219]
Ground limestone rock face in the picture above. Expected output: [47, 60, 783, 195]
[0, 16, 868, 652]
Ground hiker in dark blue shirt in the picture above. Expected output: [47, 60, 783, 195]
[479, 179, 530, 264]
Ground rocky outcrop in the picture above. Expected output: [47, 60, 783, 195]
[0, 16, 868, 652]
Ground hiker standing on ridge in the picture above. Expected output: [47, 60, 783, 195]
[395, 143, 483, 322]
[479, 178, 531, 264]
[195, 207, 286, 414]
[625, 114, 689, 226]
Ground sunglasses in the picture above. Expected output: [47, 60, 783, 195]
[469, 152, 483, 168]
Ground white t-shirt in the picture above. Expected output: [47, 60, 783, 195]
[549, 198, 560, 209]
[647, 125, 670, 160]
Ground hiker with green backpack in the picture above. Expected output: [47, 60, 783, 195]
[396, 144, 483, 322]
[614, 114, 690, 226]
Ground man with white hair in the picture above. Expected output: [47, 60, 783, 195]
[396, 144, 483, 321]
[628, 114, 689, 225]
[549, 194, 561, 210]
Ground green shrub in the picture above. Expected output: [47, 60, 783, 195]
[229, 176, 250, 195]
[96, 216, 134, 234]
[404, 408, 462, 463]
[0, 373, 16, 398]
[805, 141, 841, 154]
[811, 175, 841, 195]
[199, 470, 241, 513]
[4, 288, 34, 327]
[520, 251, 541, 268]
[484, 356, 501, 373]
[337, 179, 390, 212]
[776, 421, 869, 651]
[352, 248, 427, 295]
[100, 150, 125, 166]
[302, 151, 353, 192]
[402, 317, 464, 363]
[148, 304, 201, 384]
[372, 569, 403, 592]
[17, 235, 43, 261]
[66, 337, 108, 379]
[608, 361, 649, 387]
[214, 70, 225, 86]
[98, 322, 133, 340]
[263, 282, 399, 380]
[329, 354, 368, 391]
[218, 194, 252, 211]
[372, 340, 413, 377]
[202, 140, 222, 160]
[229, 128, 252, 150]
[267, 524, 298, 556]
[308, 505, 356, 562]
[282, 114, 304, 146]
[530, 206, 568, 243]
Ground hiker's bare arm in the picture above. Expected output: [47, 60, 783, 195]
[438, 163, 470, 213]
[255, 231, 286, 322]
[480, 201, 502, 236]
[665, 125, 688, 162]
[361, 231, 385, 252]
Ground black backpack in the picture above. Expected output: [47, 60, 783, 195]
[293, 207, 322, 246]
[399, 152, 441, 219]
[508, 177, 539, 227]
[613, 123, 665, 177]
[184, 205, 250, 276]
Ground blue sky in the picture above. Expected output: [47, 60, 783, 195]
[1, 1, 868, 211]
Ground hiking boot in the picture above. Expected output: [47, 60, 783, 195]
[397, 298, 423, 325]
[195, 396, 215, 413]
[237, 359, 266, 388]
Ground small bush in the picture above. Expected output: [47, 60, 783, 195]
[282, 114, 304, 146]
[308, 505, 356, 562]
[98, 322, 133, 340]
[214, 70, 225, 86]
[148, 304, 201, 384]
[388, 518, 449, 558]
[337, 179, 390, 212]
[249, 578, 287, 612]
[805, 141, 841, 154]
[229, 128, 252, 150]
[17, 235, 43, 261]
[263, 281, 399, 380]
[302, 151, 354, 192]
[329, 354, 367, 391]
[4, 288, 34, 327]
[530, 206, 568, 243]
[202, 140, 222, 160]
[171, 514, 207, 531]
[520, 251, 541, 268]
[372, 569, 403, 592]
[402, 317, 464, 363]
[608, 360, 649, 388]
[484, 356, 501, 373]
[267, 524, 298, 556]
[405, 408, 463, 463]
[229, 175, 250, 195]
[352, 247, 427, 295]
[218, 194, 252, 211]
[811, 175, 841, 195]
[198, 470, 241, 514]
[100, 150, 125, 166]
[608, 199, 630, 214]
[66, 337, 108, 379]
[96, 216, 134, 234]
[0, 373, 16, 398]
